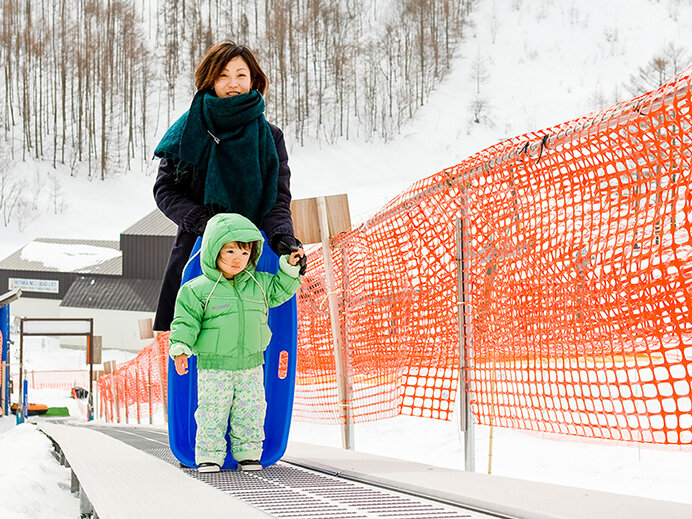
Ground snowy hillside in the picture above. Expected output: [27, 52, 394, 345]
[1, 0, 690, 261]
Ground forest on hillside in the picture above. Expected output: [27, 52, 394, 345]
[0, 0, 473, 181]
[0, 0, 688, 232]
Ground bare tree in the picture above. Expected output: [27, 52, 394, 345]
[49, 173, 66, 215]
[1, 0, 474, 177]
[468, 49, 491, 95]
[469, 96, 492, 126]
[626, 43, 691, 97]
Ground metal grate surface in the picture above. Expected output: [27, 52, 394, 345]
[87, 425, 496, 519]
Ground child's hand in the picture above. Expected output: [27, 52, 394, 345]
[288, 249, 305, 267]
[174, 354, 189, 376]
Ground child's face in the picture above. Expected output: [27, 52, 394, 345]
[216, 241, 251, 278]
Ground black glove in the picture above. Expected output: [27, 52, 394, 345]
[189, 207, 213, 237]
[272, 234, 307, 275]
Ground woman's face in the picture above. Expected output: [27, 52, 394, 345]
[213, 56, 252, 98]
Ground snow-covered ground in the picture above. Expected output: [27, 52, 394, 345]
[2, 0, 692, 517]
[0, 419, 76, 519]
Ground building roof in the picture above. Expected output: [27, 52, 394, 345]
[122, 209, 177, 237]
[0, 239, 122, 275]
[61, 276, 161, 312]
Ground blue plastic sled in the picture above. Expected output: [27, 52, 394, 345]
[167, 235, 297, 469]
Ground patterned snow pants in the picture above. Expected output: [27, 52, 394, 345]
[195, 366, 267, 466]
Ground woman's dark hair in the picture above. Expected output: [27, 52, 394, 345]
[195, 41, 268, 96]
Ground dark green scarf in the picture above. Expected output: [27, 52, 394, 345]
[154, 89, 279, 225]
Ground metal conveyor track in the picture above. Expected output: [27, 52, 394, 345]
[86, 425, 509, 519]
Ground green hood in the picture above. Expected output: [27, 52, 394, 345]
[200, 213, 264, 279]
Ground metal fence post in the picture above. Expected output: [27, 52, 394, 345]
[456, 215, 475, 472]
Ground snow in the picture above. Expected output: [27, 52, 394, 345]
[19, 242, 121, 272]
[1, 0, 692, 517]
[0, 420, 76, 518]
[0, 164, 155, 262]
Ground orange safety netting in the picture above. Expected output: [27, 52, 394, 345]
[293, 67, 692, 445]
[25, 369, 90, 391]
[97, 335, 168, 423]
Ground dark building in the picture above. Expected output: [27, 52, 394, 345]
[59, 210, 177, 312]
[120, 210, 178, 280]
[0, 238, 121, 301]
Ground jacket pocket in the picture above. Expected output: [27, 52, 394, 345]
[195, 328, 220, 355]
[245, 307, 272, 354]
[259, 319, 272, 351]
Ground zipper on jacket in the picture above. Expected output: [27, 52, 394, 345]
[230, 282, 244, 351]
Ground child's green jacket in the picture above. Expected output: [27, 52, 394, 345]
[169, 213, 302, 370]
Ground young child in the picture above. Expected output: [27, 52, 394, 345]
[168, 213, 303, 473]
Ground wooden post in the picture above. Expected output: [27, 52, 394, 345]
[135, 364, 141, 425]
[292, 194, 352, 448]
[100, 381, 108, 423]
[124, 373, 129, 424]
[99, 386, 105, 422]
[148, 367, 153, 425]
[154, 335, 168, 423]
[104, 361, 118, 423]
[317, 196, 353, 450]
[109, 381, 114, 423]
[113, 371, 121, 423]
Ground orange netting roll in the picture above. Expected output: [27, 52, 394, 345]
[294, 67, 692, 445]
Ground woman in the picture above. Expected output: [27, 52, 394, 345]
[152, 42, 305, 332]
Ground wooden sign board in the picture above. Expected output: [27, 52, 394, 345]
[138, 318, 154, 340]
[88, 335, 102, 364]
[291, 194, 351, 245]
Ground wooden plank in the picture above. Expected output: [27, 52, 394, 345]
[39, 423, 270, 519]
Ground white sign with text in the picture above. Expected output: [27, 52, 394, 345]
[8, 278, 59, 294]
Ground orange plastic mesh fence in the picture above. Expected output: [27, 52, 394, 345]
[97, 335, 168, 423]
[97, 69, 692, 444]
[25, 369, 89, 391]
[293, 68, 692, 444]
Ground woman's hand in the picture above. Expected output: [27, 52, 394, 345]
[273, 235, 307, 275]
[174, 354, 189, 376]
[288, 249, 305, 267]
